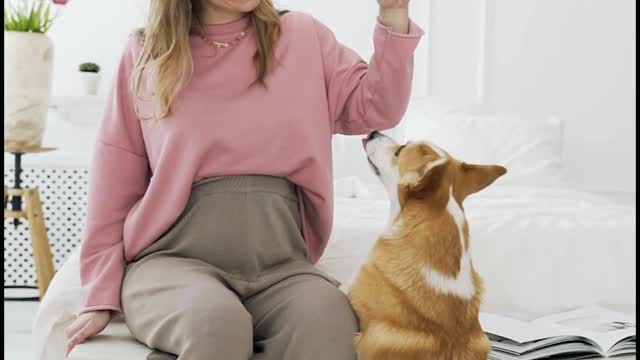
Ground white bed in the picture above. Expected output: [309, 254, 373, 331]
[323, 184, 636, 316]
[324, 102, 637, 319]
[33, 182, 636, 360]
[30, 101, 636, 359]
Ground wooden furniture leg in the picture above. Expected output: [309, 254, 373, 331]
[4, 146, 59, 299]
[23, 188, 56, 298]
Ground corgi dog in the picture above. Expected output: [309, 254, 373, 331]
[348, 131, 507, 360]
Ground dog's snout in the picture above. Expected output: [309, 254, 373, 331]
[363, 131, 383, 148]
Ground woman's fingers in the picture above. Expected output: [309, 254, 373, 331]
[64, 315, 90, 339]
[66, 319, 95, 356]
[64, 311, 112, 357]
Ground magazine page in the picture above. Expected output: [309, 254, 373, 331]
[479, 313, 577, 344]
[486, 334, 599, 356]
[532, 305, 636, 353]
[481, 305, 636, 358]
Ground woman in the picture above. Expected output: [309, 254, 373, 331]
[65, 0, 422, 358]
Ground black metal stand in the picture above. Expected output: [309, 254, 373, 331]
[9, 151, 24, 227]
[5, 151, 37, 301]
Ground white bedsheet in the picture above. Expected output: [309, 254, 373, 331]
[319, 185, 636, 318]
[33, 185, 636, 359]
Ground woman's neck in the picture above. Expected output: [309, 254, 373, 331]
[199, 5, 246, 25]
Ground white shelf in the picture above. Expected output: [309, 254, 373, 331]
[48, 95, 105, 127]
[49, 95, 105, 108]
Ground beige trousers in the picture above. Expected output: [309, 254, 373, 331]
[121, 176, 358, 360]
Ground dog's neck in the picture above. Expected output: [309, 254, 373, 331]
[384, 191, 401, 237]
[394, 187, 479, 302]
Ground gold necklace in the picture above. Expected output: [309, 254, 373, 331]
[198, 27, 249, 48]
[196, 17, 250, 49]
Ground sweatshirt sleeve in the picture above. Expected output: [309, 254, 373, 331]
[79, 37, 150, 314]
[313, 17, 424, 135]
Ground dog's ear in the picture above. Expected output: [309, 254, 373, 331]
[403, 155, 450, 195]
[456, 163, 507, 200]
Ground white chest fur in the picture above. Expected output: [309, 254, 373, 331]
[421, 188, 476, 300]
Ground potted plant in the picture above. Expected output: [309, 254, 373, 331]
[4, 0, 69, 149]
[78, 62, 101, 95]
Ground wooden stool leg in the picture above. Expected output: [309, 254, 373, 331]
[24, 188, 55, 298]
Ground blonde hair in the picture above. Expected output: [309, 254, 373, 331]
[133, 0, 283, 120]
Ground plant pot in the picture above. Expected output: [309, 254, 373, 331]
[79, 72, 101, 96]
[4, 31, 54, 149]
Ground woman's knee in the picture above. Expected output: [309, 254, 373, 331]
[296, 279, 358, 334]
[251, 277, 358, 360]
[282, 278, 359, 358]
[170, 301, 254, 359]
[182, 300, 253, 339]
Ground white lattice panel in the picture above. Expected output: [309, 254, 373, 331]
[4, 167, 88, 286]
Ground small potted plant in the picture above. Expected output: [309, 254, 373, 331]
[78, 62, 101, 95]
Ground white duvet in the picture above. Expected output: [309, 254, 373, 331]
[321, 185, 636, 317]
[33, 185, 636, 360]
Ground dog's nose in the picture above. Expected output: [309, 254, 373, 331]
[363, 131, 382, 148]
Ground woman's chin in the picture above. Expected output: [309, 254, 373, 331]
[227, 0, 261, 13]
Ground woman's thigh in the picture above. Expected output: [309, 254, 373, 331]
[122, 255, 253, 359]
[245, 274, 359, 360]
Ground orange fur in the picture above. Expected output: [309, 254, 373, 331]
[349, 141, 506, 360]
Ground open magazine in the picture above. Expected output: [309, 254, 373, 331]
[480, 305, 636, 359]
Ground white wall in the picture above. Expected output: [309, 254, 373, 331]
[48, 0, 428, 97]
[47, 0, 148, 96]
[424, 0, 636, 192]
[488, 0, 636, 193]
[276, 0, 429, 99]
[44, 0, 635, 192]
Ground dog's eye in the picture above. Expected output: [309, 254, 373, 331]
[394, 145, 406, 157]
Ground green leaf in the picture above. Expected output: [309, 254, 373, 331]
[38, 2, 47, 32]
[26, 2, 36, 31]
[43, 4, 51, 32]
[34, 1, 43, 31]
[3, 0, 57, 33]
[4, 6, 10, 28]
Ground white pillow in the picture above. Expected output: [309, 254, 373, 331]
[404, 108, 567, 187]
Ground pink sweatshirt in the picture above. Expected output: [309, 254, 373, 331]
[80, 12, 423, 313]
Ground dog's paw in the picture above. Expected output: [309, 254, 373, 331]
[353, 332, 363, 347]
